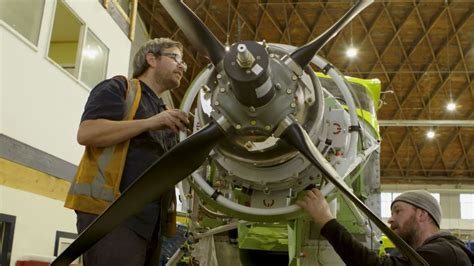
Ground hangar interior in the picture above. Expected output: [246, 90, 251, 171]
[0, 0, 473, 265]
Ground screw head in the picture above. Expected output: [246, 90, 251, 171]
[286, 89, 292, 94]
[250, 120, 257, 126]
[235, 124, 242, 130]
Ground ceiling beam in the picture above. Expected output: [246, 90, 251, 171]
[384, 132, 405, 176]
[381, 175, 474, 185]
[379, 120, 474, 127]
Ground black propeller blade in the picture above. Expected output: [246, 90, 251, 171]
[51, 122, 224, 266]
[280, 122, 429, 266]
[160, 0, 226, 65]
[290, 0, 372, 68]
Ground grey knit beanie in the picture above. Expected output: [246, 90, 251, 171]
[391, 190, 442, 228]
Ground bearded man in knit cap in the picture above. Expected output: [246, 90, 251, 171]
[297, 189, 474, 265]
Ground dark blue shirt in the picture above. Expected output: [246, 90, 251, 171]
[81, 76, 176, 240]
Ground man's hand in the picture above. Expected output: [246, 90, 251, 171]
[296, 188, 335, 227]
[146, 109, 189, 133]
[77, 109, 190, 147]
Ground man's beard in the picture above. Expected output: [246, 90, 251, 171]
[397, 214, 418, 247]
[168, 77, 180, 90]
[160, 75, 180, 90]
[155, 71, 180, 90]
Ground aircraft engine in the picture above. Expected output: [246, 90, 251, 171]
[179, 43, 379, 222]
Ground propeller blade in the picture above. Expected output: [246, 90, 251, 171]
[52, 122, 224, 266]
[280, 122, 429, 266]
[160, 0, 226, 65]
[290, 0, 373, 68]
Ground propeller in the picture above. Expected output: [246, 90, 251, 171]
[53, 1, 419, 266]
[279, 119, 429, 266]
[51, 122, 225, 266]
[160, 0, 226, 65]
[290, 0, 373, 69]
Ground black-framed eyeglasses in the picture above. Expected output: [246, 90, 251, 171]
[158, 52, 187, 72]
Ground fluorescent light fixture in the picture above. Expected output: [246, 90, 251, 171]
[346, 47, 358, 58]
[426, 130, 435, 139]
[446, 102, 456, 111]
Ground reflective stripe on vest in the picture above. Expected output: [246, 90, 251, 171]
[69, 146, 116, 201]
[68, 78, 141, 202]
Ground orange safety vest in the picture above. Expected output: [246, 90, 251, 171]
[64, 77, 142, 215]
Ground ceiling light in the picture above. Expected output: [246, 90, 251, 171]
[446, 102, 456, 111]
[346, 47, 358, 58]
[426, 130, 435, 139]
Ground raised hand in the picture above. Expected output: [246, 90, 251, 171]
[296, 188, 334, 227]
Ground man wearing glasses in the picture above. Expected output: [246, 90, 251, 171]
[65, 38, 189, 266]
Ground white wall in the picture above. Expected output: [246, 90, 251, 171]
[0, 186, 77, 265]
[0, 0, 131, 164]
[1, 1, 132, 265]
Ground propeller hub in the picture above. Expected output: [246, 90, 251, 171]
[224, 41, 273, 107]
[194, 45, 326, 192]
[236, 44, 255, 68]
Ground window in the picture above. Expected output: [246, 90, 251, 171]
[460, 194, 474, 220]
[380, 192, 440, 218]
[48, 0, 109, 88]
[48, 0, 83, 76]
[80, 30, 109, 88]
[381, 192, 401, 218]
[430, 193, 440, 204]
[0, 214, 16, 266]
[54, 231, 81, 264]
[0, 0, 45, 45]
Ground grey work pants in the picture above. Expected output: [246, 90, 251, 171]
[76, 211, 161, 266]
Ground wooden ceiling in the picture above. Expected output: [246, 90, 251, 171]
[137, 0, 474, 185]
